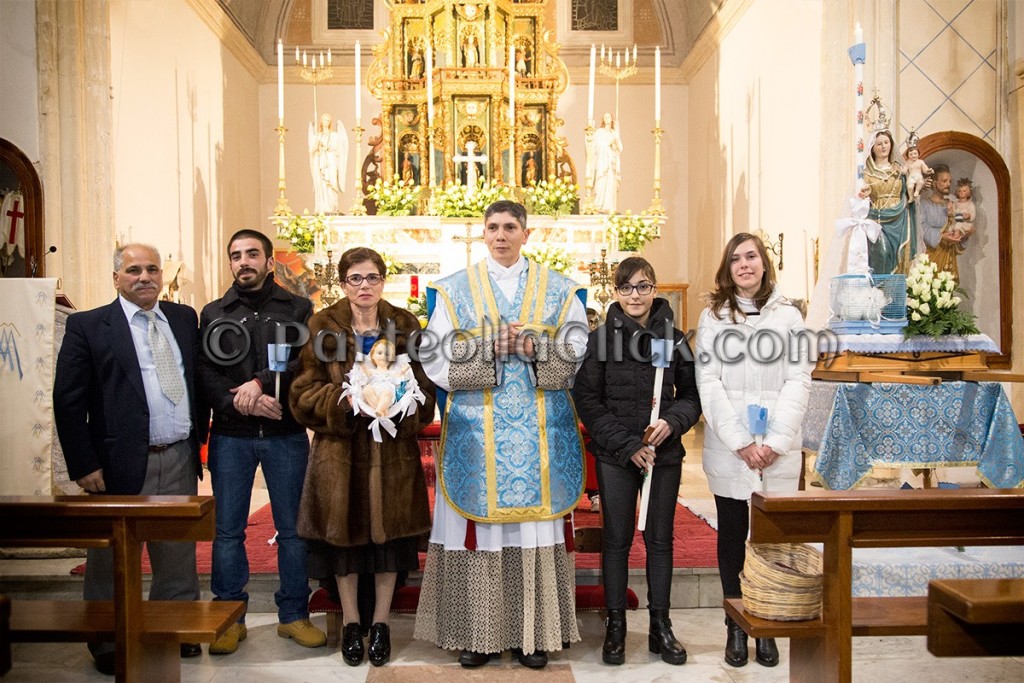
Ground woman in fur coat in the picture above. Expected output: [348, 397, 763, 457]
[291, 247, 436, 667]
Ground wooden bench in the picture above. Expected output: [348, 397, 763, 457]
[723, 489, 1024, 683]
[0, 496, 244, 682]
[927, 578, 1024, 657]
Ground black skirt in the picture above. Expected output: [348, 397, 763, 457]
[307, 536, 420, 578]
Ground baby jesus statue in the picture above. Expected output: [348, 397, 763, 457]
[902, 147, 933, 204]
[341, 338, 426, 441]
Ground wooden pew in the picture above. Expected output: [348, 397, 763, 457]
[722, 489, 1024, 683]
[927, 578, 1024, 657]
[0, 496, 244, 683]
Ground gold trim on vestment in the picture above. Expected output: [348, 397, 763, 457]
[537, 389, 551, 512]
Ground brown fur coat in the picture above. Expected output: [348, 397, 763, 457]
[291, 298, 435, 548]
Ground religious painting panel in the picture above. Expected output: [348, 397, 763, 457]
[918, 132, 1012, 368]
[402, 17, 427, 80]
[392, 105, 424, 184]
[656, 283, 689, 332]
[0, 139, 44, 278]
[453, 97, 491, 185]
[518, 104, 546, 186]
[511, 17, 538, 78]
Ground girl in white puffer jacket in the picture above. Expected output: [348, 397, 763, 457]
[695, 233, 812, 669]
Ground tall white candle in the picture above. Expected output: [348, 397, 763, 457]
[633, 44, 637, 64]
[655, 47, 661, 122]
[302, 51, 307, 67]
[354, 41, 361, 122]
[616, 51, 620, 68]
[277, 40, 284, 121]
[426, 45, 434, 123]
[587, 44, 596, 123]
[855, 22, 863, 44]
[327, 48, 332, 65]
[509, 43, 516, 187]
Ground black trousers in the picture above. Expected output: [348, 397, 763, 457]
[714, 495, 750, 599]
[595, 458, 681, 611]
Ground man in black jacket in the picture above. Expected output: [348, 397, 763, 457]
[198, 229, 324, 654]
[54, 243, 206, 674]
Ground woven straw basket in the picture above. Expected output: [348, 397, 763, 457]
[740, 542, 823, 621]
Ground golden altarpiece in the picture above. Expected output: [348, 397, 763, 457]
[369, 0, 572, 189]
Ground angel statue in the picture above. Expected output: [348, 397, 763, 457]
[308, 112, 348, 214]
[342, 338, 426, 442]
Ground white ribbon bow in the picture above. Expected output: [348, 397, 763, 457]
[834, 196, 882, 274]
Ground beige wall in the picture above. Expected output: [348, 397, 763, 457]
[109, 0, 262, 307]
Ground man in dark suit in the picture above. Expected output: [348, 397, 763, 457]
[53, 243, 205, 675]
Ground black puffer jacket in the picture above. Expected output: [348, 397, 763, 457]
[572, 297, 701, 468]
[197, 276, 313, 438]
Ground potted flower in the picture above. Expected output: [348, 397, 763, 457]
[904, 254, 979, 338]
[523, 176, 578, 218]
[605, 211, 659, 252]
[367, 178, 420, 216]
[523, 244, 575, 276]
[275, 212, 327, 254]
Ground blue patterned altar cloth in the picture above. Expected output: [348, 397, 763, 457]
[804, 381, 1024, 489]
[825, 333, 998, 354]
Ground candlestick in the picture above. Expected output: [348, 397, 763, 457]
[295, 46, 299, 61]
[633, 45, 637, 64]
[655, 47, 661, 122]
[648, 123, 665, 215]
[350, 123, 367, 215]
[273, 121, 291, 216]
[587, 44, 596, 122]
[509, 43, 516, 187]
[582, 122, 596, 214]
[327, 48, 332, 65]
[426, 46, 434, 122]
[354, 41, 361, 123]
[277, 40, 284, 121]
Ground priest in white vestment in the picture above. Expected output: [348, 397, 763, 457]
[414, 200, 588, 669]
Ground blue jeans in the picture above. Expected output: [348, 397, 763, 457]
[208, 432, 311, 624]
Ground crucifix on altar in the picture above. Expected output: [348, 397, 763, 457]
[452, 141, 487, 195]
[452, 221, 485, 269]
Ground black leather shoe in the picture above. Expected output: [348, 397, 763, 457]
[367, 622, 391, 667]
[755, 637, 779, 667]
[725, 616, 749, 667]
[341, 622, 364, 666]
[458, 649, 491, 668]
[92, 652, 115, 676]
[512, 648, 548, 668]
[602, 608, 626, 665]
[648, 609, 687, 665]
[179, 643, 202, 658]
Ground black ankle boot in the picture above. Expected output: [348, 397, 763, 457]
[648, 609, 687, 665]
[367, 622, 391, 667]
[755, 637, 779, 667]
[341, 622, 364, 666]
[724, 616, 749, 667]
[602, 609, 626, 665]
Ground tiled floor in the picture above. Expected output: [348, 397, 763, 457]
[4, 427, 1022, 680]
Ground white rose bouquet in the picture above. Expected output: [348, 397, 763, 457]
[904, 254, 978, 338]
[605, 211, 659, 252]
[427, 179, 512, 217]
[367, 178, 420, 216]
[523, 244, 575, 275]
[275, 212, 327, 253]
[523, 176, 578, 217]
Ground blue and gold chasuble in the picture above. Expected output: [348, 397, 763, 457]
[431, 259, 585, 523]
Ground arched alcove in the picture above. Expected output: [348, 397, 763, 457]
[0, 138, 45, 278]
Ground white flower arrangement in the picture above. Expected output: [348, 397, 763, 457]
[379, 250, 405, 277]
[275, 212, 327, 254]
[427, 178, 513, 217]
[367, 178, 420, 216]
[605, 211, 659, 252]
[523, 176, 578, 217]
[523, 244, 575, 275]
[904, 254, 978, 338]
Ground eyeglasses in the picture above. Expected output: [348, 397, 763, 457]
[344, 273, 384, 286]
[616, 282, 656, 296]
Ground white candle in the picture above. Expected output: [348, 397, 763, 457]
[601, 44, 605, 61]
[633, 45, 637, 64]
[295, 46, 300, 61]
[327, 48, 332, 65]
[616, 51, 620, 68]
[855, 22, 863, 44]
[509, 43, 515, 123]
[277, 40, 284, 121]
[587, 44, 596, 123]
[426, 46, 434, 123]
[302, 51, 307, 67]
[354, 41, 361, 122]
[654, 46, 661, 122]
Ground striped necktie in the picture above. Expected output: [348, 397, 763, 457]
[142, 310, 185, 404]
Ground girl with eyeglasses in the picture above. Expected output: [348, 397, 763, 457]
[572, 257, 702, 666]
[290, 247, 436, 667]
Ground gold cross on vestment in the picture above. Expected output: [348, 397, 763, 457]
[452, 221, 485, 270]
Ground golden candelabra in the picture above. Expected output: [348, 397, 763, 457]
[313, 250, 341, 308]
[597, 46, 638, 122]
[273, 122, 291, 216]
[349, 123, 367, 215]
[586, 248, 619, 313]
[648, 124, 665, 215]
[582, 122, 596, 214]
[296, 49, 333, 121]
